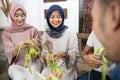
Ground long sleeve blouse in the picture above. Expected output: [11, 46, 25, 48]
[2, 27, 39, 65]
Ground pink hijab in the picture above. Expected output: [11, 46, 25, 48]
[5, 3, 32, 33]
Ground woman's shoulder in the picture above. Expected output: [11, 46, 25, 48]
[28, 26, 39, 33]
[29, 26, 37, 30]
[65, 30, 76, 37]
[2, 27, 12, 39]
[3, 27, 12, 33]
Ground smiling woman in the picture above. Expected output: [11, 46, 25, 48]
[2, 3, 42, 80]
[41, 4, 79, 80]
[49, 10, 63, 28]
[13, 9, 26, 26]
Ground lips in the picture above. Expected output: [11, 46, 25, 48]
[53, 23, 59, 26]
[16, 21, 24, 25]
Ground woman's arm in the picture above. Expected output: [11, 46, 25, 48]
[2, 31, 15, 65]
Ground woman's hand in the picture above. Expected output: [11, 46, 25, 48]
[21, 43, 29, 48]
[44, 53, 53, 63]
[44, 51, 68, 62]
[54, 52, 66, 58]
[53, 52, 67, 61]
[46, 71, 62, 80]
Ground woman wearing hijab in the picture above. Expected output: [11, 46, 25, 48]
[2, 3, 42, 80]
[41, 5, 79, 80]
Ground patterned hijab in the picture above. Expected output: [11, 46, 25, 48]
[46, 5, 68, 38]
[5, 3, 31, 33]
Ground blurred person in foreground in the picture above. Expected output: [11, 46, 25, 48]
[92, 0, 120, 80]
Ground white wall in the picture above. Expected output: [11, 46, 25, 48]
[23, 0, 41, 31]
[0, 0, 79, 33]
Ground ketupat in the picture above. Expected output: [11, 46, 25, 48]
[46, 53, 63, 79]
[24, 47, 39, 74]
[14, 39, 62, 80]
[94, 48, 107, 80]
[42, 41, 63, 80]
[88, 48, 107, 80]
[14, 39, 41, 74]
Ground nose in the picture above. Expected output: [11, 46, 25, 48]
[18, 16, 23, 21]
[54, 17, 58, 22]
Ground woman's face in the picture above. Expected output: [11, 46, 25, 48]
[49, 10, 62, 28]
[13, 9, 26, 26]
